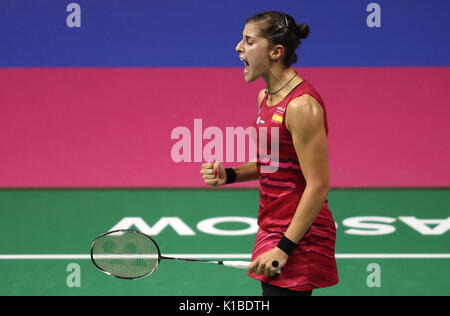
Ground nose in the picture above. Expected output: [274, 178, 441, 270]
[235, 39, 243, 53]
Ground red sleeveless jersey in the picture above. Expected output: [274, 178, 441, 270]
[248, 80, 339, 291]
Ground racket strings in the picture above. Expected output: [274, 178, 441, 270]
[91, 231, 159, 279]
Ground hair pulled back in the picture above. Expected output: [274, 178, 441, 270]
[247, 11, 309, 67]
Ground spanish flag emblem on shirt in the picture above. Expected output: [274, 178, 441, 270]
[271, 114, 283, 123]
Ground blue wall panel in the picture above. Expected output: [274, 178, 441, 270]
[1, 0, 449, 67]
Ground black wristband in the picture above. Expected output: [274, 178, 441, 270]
[277, 235, 297, 256]
[225, 168, 237, 184]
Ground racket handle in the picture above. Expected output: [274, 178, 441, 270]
[222, 260, 251, 270]
[221, 261, 281, 274]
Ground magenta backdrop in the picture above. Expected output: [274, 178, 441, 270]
[0, 67, 448, 188]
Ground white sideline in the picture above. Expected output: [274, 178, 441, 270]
[0, 254, 449, 260]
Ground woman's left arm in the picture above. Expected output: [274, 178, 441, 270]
[248, 95, 330, 277]
[283, 94, 330, 244]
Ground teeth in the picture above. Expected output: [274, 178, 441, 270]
[239, 57, 249, 69]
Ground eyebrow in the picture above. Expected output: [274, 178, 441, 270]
[244, 35, 256, 41]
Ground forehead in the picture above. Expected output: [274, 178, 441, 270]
[242, 22, 262, 38]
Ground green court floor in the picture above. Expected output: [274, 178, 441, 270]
[0, 188, 448, 296]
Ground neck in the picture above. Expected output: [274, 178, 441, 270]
[262, 66, 296, 93]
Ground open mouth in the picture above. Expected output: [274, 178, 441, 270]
[240, 57, 250, 73]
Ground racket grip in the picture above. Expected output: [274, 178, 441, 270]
[222, 261, 281, 274]
[222, 260, 251, 270]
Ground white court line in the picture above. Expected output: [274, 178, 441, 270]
[0, 254, 449, 260]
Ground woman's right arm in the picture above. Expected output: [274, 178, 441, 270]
[229, 161, 259, 183]
[200, 161, 258, 187]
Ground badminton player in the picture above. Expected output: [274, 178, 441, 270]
[200, 11, 338, 296]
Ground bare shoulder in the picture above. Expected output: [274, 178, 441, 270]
[286, 94, 324, 133]
[257, 89, 266, 109]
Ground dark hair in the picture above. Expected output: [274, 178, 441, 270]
[246, 11, 309, 67]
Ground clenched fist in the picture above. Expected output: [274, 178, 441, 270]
[200, 162, 227, 186]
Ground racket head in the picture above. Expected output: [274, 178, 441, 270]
[90, 229, 161, 280]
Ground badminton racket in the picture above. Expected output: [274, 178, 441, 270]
[90, 229, 265, 279]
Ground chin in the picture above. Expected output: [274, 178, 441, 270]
[244, 72, 258, 83]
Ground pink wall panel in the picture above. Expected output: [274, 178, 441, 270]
[0, 67, 448, 188]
